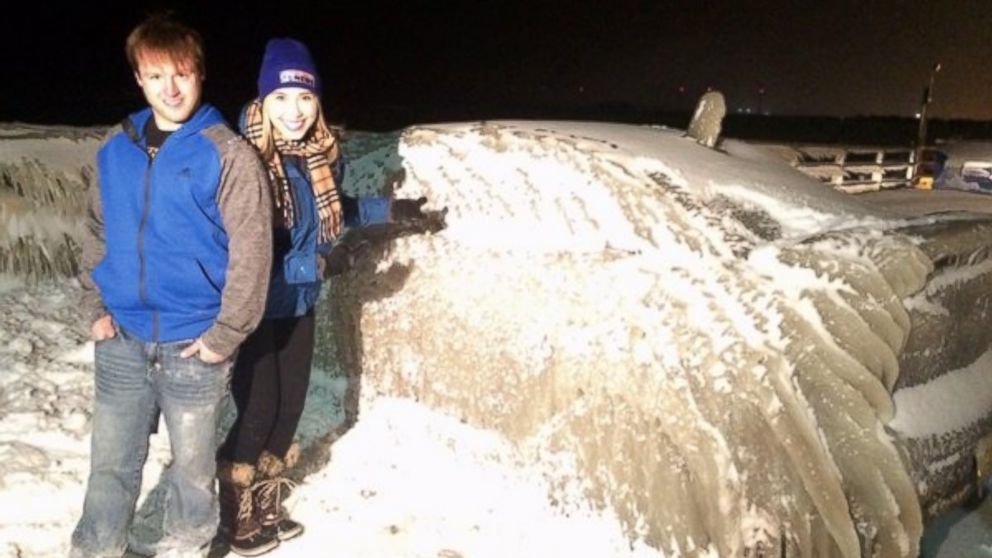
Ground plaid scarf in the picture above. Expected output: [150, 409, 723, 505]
[242, 98, 342, 242]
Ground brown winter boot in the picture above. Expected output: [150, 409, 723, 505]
[254, 444, 304, 541]
[217, 461, 279, 556]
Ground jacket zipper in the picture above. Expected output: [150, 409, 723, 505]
[137, 155, 158, 341]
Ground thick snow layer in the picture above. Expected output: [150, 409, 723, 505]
[0, 123, 102, 178]
[890, 350, 992, 438]
[283, 397, 661, 558]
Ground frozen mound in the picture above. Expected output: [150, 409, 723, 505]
[0, 123, 103, 280]
[319, 121, 992, 557]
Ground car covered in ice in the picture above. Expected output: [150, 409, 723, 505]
[327, 121, 992, 556]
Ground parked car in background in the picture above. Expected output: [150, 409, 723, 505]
[926, 141, 992, 193]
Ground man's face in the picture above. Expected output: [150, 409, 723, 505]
[134, 53, 203, 131]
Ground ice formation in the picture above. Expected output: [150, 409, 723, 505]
[322, 121, 992, 557]
[2, 120, 991, 557]
[0, 123, 102, 280]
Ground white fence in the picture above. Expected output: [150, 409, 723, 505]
[760, 144, 916, 193]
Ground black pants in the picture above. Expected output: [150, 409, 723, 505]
[219, 313, 315, 464]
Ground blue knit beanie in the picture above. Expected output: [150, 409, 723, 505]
[257, 38, 321, 99]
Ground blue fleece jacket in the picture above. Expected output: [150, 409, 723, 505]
[91, 104, 273, 350]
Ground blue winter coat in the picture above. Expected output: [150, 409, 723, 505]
[92, 105, 260, 343]
[261, 154, 390, 318]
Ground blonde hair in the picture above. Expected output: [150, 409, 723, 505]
[125, 13, 204, 76]
[256, 96, 339, 162]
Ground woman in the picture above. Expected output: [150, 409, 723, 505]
[216, 38, 425, 556]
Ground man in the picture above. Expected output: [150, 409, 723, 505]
[71, 14, 272, 558]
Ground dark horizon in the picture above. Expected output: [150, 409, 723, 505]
[3, 1, 991, 131]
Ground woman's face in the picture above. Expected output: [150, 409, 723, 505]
[265, 87, 319, 141]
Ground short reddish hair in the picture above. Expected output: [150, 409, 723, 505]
[125, 14, 204, 76]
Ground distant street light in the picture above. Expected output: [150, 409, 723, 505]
[914, 63, 941, 181]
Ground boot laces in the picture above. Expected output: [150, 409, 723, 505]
[255, 476, 298, 513]
[236, 485, 255, 522]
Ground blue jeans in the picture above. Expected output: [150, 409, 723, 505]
[70, 327, 232, 558]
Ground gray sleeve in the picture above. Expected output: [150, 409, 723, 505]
[200, 137, 273, 358]
[78, 168, 107, 324]
[78, 129, 121, 324]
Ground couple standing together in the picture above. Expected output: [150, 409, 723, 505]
[70, 13, 429, 558]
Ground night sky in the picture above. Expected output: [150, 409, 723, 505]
[2, 1, 990, 130]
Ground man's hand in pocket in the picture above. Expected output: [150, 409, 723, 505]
[180, 339, 226, 364]
[91, 315, 116, 342]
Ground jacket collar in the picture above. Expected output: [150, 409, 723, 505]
[122, 103, 226, 144]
